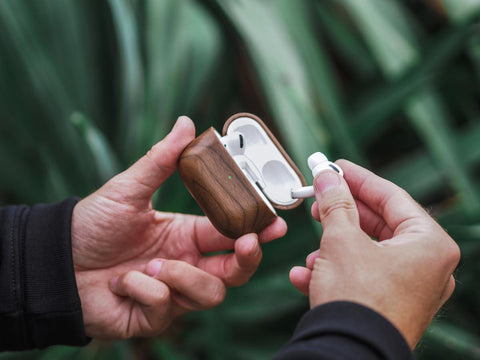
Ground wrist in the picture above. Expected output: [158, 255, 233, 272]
[71, 200, 83, 270]
[70, 197, 96, 271]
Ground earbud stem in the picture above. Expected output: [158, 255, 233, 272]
[291, 186, 314, 199]
[291, 152, 344, 199]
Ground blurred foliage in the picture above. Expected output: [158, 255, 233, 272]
[1, 0, 480, 359]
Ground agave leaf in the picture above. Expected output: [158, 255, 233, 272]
[381, 120, 480, 202]
[0, 1, 75, 116]
[144, 0, 221, 148]
[338, 0, 420, 79]
[30, 1, 100, 119]
[42, 152, 74, 202]
[0, 350, 40, 360]
[108, 0, 145, 162]
[212, 0, 329, 176]
[0, 130, 45, 202]
[0, 0, 100, 194]
[425, 321, 480, 358]
[276, 0, 365, 164]
[150, 339, 189, 360]
[353, 21, 476, 144]
[36, 347, 80, 360]
[445, 224, 480, 256]
[315, 2, 376, 78]
[406, 89, 480, 212]
[340, 0, 480, 213]
[71, 112, 121, 184]
[442, 0, 480, 23]
[467, 33, 480, 83]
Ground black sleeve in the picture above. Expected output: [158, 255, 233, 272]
[275, 301, 413, 360]
[0, 198, 90, 350]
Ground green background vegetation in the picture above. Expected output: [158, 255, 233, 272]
[1, 0, 480, 358]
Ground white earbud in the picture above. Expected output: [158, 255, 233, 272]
[308, 152, 343, 177]
[290, 152, 343, 199]
[221, 132, 245, 155]
[221, 133, 265, 188]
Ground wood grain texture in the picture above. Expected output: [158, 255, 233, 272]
[178, 128, 277, 239]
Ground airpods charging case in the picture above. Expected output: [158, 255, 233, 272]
[178, 113, 306, 239]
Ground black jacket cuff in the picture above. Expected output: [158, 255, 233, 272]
[0, 198, 90, 350]
[276, 301, 413, 360]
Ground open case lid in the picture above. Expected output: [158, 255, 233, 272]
[222, 113, 306, 210]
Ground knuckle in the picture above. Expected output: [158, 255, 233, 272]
[147, 142, 161, 159]
[306, 250, 320, 267]
[397, 187, 412, 200]
[445, 239, 461, 267]
[313, 257, 322, 271]
[120, 271, 138, 287]
[443, 276, 456, 301]
[334, 159, 348, 171]
[322, 225, 358, 243]
[164, 260, 184, 280]
[224, 265, 251, 287]
[223, 272, 241, 287]
[208, 280, 226, 307]
[153, 284, 171, 305]
[372, 217, 387, 239]
[319, 197, 357, 220]
[241, 256, 261, 274]
[146, 144, 174, 173]
[448, 276, 456, 294]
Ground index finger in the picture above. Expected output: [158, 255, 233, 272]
[196, 233, 263, 287]
[337, 159, 429, 233]
[193, 216, 287, 253]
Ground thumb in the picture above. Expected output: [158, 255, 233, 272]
[114, 116, 195, 199]
[314, 169, 360, 233]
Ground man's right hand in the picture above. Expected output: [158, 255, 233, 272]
[289, 160, 460, 348]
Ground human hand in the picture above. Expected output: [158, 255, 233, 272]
[72, 116, 287, 339]
[289, 160, 460, 348]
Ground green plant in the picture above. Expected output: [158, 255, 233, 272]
[1, 0, 480, 358]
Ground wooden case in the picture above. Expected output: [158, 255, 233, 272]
[178, 113, 305, 239]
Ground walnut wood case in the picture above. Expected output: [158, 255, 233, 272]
[178, 113, 306, 239]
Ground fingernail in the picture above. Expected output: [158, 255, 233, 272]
[252, 243, 260, 257]
[314, 171, 341, 194]
[246, 235, 260, 257]
[306, 252, 316, 264]
[306, 251, 319, 268]
[146, 260, 163, 276]
[172, 116, 189, 131]
[110, 276, 119, 289]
